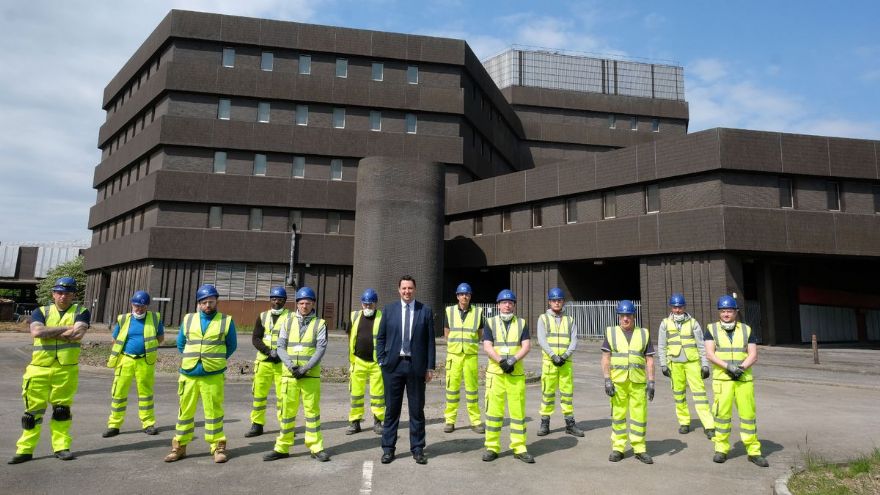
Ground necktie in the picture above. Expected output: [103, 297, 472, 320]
[403, 304, 411, 355]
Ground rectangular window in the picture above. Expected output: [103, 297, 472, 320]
[630, 116, 638, 131]
[531, 205, 543, 228]
[502, 210, 511, 232]
[779, 178, 794, 208]
[327, 212, 340, 234]
[371, 62, 384, 81]
[603, 191, 617, 219]
[406, 113, 417, 134]
[874, 185, 880, 214]
[222, 47, 235, 68]
[298, 54, 311, 75]
[289, 210, 302, 232]
[474, 215, 483, 236]
[213, 151, 227, 174]
[292, 156, 305, 178]
[407, 65, 419, 84]
[254, 153, 267, 176]
[370, 110, 382, 131]
[249, 208, 263, 231]
[336, 58, 348, 78]
[608, 114, 616, 129]
[257, 102, 270, 123]
[261, 51, 274, 71]
[565, 198, 578, 224]
[651, 118, 660, 132]
[330, 159, 343, 181]
[218, 98, 231, 120]
[827, 181, 841, 211]
[645, 184, 660, 213]
[209, 206, 222, 228]
[295, 104, 308, 126]
[333, 107, 345, 129]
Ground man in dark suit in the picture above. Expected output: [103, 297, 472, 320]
[376, 275, 436, 465]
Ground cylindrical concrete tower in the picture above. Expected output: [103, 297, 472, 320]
[352, 157, 445, 334]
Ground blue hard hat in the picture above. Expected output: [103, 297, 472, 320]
[52, 276, 77, 293]
[496, 289, 516, 303]
[547, 287, 565, 300]
[360, 288, 378, 304]
[717, 295, 738, 310]
[616, 300, 636, 315]
[455, 282, 473, 295]
[196, 284, 219, 301]
[130, 290, 151, 306]
[269, 286, 288, 299]
[668, 293, 686, 307]
[295, 286, 316, 302]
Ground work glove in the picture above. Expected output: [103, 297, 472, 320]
[725, 363, 743, 380]
[289, 364, 300, 376]
[661, 366, 670, 378]
[604, 378, 615, 397]
[269, 349, 281, 363]
[646, 381, 655, 402]
[701, 366, 710, 379]
[504, 357, 517, 374]
[293, 366, 307, 379]
[551, 355, 564, 367]
[497, 358, 510, 373]
[734, 366, 745, 380]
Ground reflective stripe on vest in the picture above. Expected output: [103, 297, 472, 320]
[664, 317, 699, 361]
[283, 315, 324, 378]
[180, 312, 230, 372]
[31, 304, 86, 366]
[708, 322, 753, 382]
[256, 309, 289, 361]
[486, 316, 525, 375]
[349, 310, 382, 362]
[446, 305, 482, 355]
[541, 312, 572, 358]
[606, 326, 648, 384]
[107, 311, 160, 367]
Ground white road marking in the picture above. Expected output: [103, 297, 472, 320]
[360, 460, 374, 495]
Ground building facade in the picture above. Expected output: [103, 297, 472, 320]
[85, 10, 880, 343]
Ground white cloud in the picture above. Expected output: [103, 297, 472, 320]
[690, 58, 727, 83]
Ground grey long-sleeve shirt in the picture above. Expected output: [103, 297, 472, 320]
[537, 309, 578, 360]
[276, 311, 327, 373]
[656, 314, 708, 368]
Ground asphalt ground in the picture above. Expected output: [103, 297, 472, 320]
[1, 330, 878, 495]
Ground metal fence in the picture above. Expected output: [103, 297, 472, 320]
[469, 300, 642, 339]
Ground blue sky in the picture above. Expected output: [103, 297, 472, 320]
[1, 0, 878, 242]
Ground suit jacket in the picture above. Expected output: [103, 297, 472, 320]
[377, 300, 436, 376]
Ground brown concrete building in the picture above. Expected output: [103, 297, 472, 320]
[85, 10, 880, 344]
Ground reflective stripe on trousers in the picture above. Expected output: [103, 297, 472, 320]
[539, 358, 574, 417]
[669, 359, 714, 429]
[250, 360, 284, 426]
[274, 376, 324, 454]
[174, 373, 226, 448]
[107, 354, 156, 429]
[609, 380, 648, 454]
[484, 373, 527, 454]
[712, 379, 761, 456]
[16, 362, 78, 454]
[444, 352, 482, 426]
[348, 355, 385, 422]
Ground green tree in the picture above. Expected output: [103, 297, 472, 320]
[36, 255, 86, 305]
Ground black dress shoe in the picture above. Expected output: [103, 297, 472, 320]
[381, 452, 395, 464]
[54, 450, 75, 461]
[482, 450, 498, 462]
[245, 423, 264, 438]
[103, 428, 120, 438]
[263, 450, 290, 461]
[311, 450, 331, 462]
[514, 452, 535, 464]
[413, 452, 427, 465]
[7, 453, 32, 465]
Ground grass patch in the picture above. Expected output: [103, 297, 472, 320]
[789, 448, 880, 495]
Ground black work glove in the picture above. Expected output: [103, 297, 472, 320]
[734, 366, 745, 380]
[504, 357, 516, 374]
[269, 349, 281, 363]
[661, 366, 670, 378]
[725, 363, 743, 380]
[551, 355, 564, 367]
[289, 364, 300, 376]
[701, 366, 710, 379]
[497, 358, 510, 373]
[293, 366, 308, 379]
[604, 378, 616, 397]
[646, 381, 656, 402]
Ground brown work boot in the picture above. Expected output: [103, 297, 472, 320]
[213, 441, 229, 463]
[164, 439, 186, 462]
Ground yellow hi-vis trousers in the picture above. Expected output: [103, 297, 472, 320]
[348, 356, 385, 422]
[610, 381, 648, 454]
[16, 363, 78, 454]
[669, 359, 714, 429]
[484, 373, 527, 454]
[174, 373, 226, 451]
[712, 379, 761, 456]
[539, 358, 574, 417]
[274, 376, 324, 454]
[250, 360, 283, 426]
[107, 355, 156, 429]
[444, 353, 481, 426]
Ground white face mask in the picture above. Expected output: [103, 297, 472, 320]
[270, 308, 284, 316]
[132, 312, 147, 320]
[720, 321, 736, 331]
[499, 313, 514, 322]
[672, 312, 688, 323]
[362, 309, 375, 317]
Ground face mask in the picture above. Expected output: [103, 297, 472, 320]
[672, 313, 687, 323]
[720, 321, 736, 331]
[363, 309, 375, 317]
[132, 312, 147, 320]
[499, 313, 514, 322]
[270, 308, 284, 315]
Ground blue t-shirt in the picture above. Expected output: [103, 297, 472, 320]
[112, 313, 165, 356]
[31, 305, 91, 325]
[176, 311, 237, 376]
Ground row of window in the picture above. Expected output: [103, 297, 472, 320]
[221, 47, 420, 84]
[104, 103, 158, 159]
[208, 206, 342, 234]
[94, 207, 147, 244]
[99, 155, 154, 202]
[108, 51, 164, 117]
[779, 178, 850, 211]
[212, 152, 347, 180]
[608, 114, 660, 132]
[217, 98, 418, 133]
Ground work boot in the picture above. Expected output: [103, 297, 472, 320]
[144, 425, 159, 435]
[373, 417, 383, 435]
[54, 450, 75, 461]
[263, 450, 290, 461]
[244, 423, 263, 438]
[634, 452, 653, 464]
[7, 453, 32, 465]
[514, 452, 535, 464]
[565, 417, 584, 437]
[443, 423, 455, 433]
[608, 451, 624, 462]
[748, 455, 769, 467]
[482, 450, 498, 462]
[311, 450, 331, 462]
[704, 428, 715, 439]
[102, 427, 120, 438]
[713, 452, 727, 464]
[346, 420, 361, 435]
[212, 441, 228, 463]
[164, 439, 186, 462]
[679, 425, 690, 434]
[537, 416, 550, 436]
[471, 424, 485, 434]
